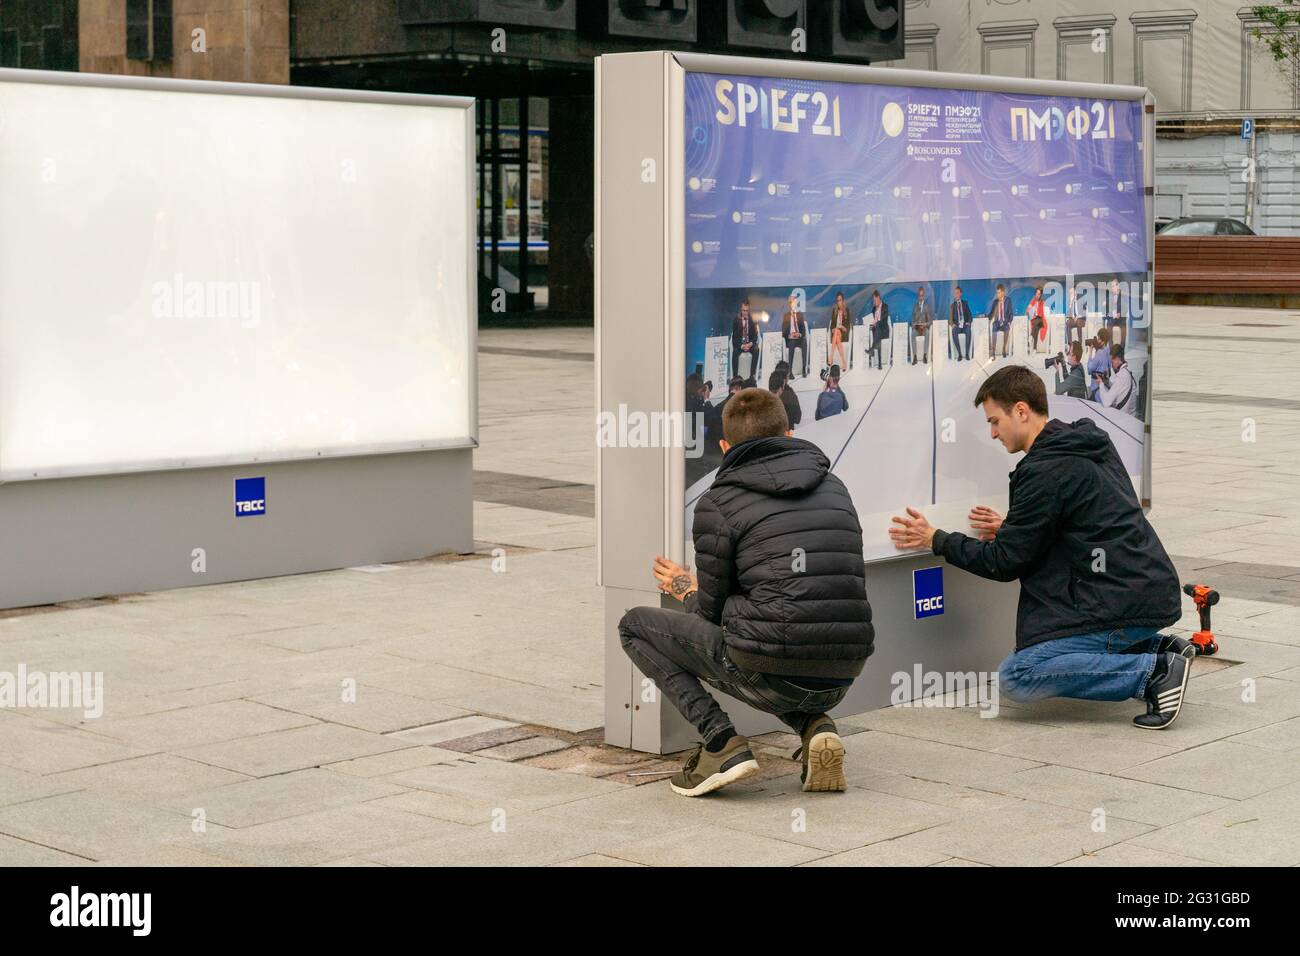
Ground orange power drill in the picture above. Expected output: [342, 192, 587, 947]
[1182, 583, 1220, 656]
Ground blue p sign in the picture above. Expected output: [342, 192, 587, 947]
[1242, 118, 1254, 140]
[913, 566, 944, 619]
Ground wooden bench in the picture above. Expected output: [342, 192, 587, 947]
[1155, 236, 1300, 295]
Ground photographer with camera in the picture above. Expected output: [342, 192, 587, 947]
[1085, 327, 1111, 401]
[1096, 343, 1138, 415]
[888, 366, 1190, 729]
[1050, 341, 1087, 398]
[815, 365, 849, 420]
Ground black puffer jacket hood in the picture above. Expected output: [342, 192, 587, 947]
[713, 436, 830, 496]
[691, 437, 874, 678]
[933, 418, 1181, 650]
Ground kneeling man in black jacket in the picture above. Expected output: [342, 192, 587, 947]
[619, 388, 875, 796]
[889, 366, 1191, 729]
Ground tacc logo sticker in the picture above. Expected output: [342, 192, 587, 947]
[234, 476, 266, 517]
[913, 566, 944, 619]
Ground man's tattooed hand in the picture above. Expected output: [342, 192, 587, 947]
[670, 573, 693, 597]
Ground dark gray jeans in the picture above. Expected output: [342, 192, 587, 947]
[618, 605, 850, 744]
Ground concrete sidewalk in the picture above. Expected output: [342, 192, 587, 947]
[0, 307, 1297, 866]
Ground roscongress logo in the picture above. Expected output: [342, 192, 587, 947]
[714, 79, 842, 136]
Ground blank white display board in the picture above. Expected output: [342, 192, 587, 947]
[0, 72, 475, 480]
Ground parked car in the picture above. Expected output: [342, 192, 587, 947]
[1157, 216, 1256, 236]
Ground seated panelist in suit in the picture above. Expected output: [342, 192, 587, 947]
[988, 283, 1013, 359]
[781, 293, 809, 378]
[731, 298, 759, 379]
[867, 289, 890, 369]
[949, 285, 973, 361]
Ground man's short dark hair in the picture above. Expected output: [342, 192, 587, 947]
[723, 388, 789, 444]
[1110, 344, 1125, 361]
[973, 365, 1048, 416]
[871, 289, 881, 299]
[996, 283, 1005, 292]
[1069, 341, 1083, 362]
[767, 370, 786, 392]
[954, 285, 962, 293]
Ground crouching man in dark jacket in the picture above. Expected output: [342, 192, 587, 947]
[619, 388, 874, 796]
[889, 366, 1190, 729]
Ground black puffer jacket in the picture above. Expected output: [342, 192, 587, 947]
[932, 418, 1180, 650]
[690, 437, 874, 678]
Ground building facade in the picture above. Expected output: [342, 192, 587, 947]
[883, 0, 1300, 234]
[3, 0, 1293, 320]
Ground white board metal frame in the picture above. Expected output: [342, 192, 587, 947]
[0, 67, 478, 483]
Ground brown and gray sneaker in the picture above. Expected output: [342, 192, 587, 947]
[793, 715, 846, 792]
[669, 735, 760, 797]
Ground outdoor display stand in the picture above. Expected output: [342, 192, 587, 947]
[0, 69, 477, 608]
[596, 51, 1156, 754]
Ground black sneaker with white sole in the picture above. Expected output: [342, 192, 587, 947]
[1134, 652, 1191, 729]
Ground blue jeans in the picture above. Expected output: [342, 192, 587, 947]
[998, 627, 1162, 703]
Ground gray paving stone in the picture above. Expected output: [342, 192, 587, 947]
[177, 723, 408, 778]
[1227, 716, 1300, 752]
[438, 684, 603, 734]
[992, 728, 1182, 774]
[324, 746, 469, 778]
[0, 833, 88, 866]
[386, 715, 519, 746]
[197, 804, 468, 866]
[848, 704, 1059, 751]
[361, 662, 529, 702]
[600, 823, 826, 867]
[385, 756, 625, 812]
[1116, 739, 1300, 800]
[1056, 842, 1216, 867]
[0, 717, 152, 775]
[886, 798, 1153, 867]
[0, 764, 80, 808]
[365, 811, 623, 866]
[1127, 780, 1300, 866]
[551, 853, 645, 867]
[841, 730, 1042, 788]
[848, 766, 1022, 813]
[0, 790, 208, 862]
[249, 684, 469, 734]
[704, 785, 957, 853]
[1192, 676, 1300, 725]
[164, 768, 408, 828]
[93, 845, 245, 866]
[799, 842, 950, 867]
[89, 700, 318, 750]
[48, 754, 250, 800]
[981, 764, 1231, 826]
[368, 789, 516, 827]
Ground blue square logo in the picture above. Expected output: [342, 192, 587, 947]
[234, 476, 266, 517]
[913, 566, 944, 619]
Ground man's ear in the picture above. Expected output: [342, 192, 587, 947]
[719, 439, 731, 454]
